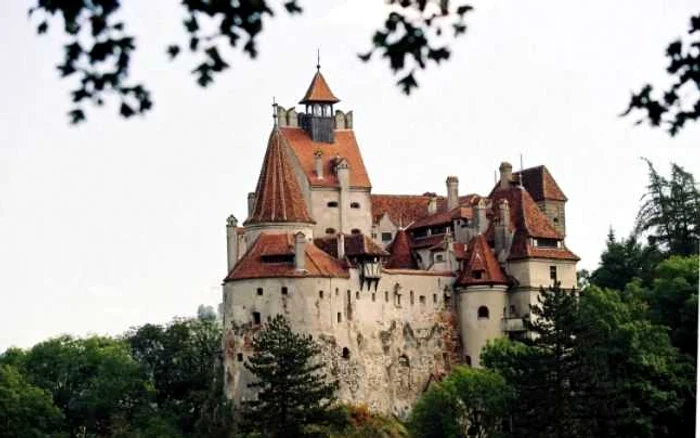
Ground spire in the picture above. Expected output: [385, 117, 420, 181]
[385, 229, 418, 269]
[244, 128, 314, 225]
[299, 70, 340, 104]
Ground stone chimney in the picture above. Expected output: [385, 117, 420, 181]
[226, 215, 239, 271]
[294, 232, 306, 271]
[474, 198, 487, 234]
[314, 150, 324, 179]
[446, 176, 459, 210]
[337, 233, 345, 259]
[495, 199, 512, 259]
[427, 194, 438, 215]
[499, 162, 513, 189]
[336, 158, 350, 234]
[247, 192, 256, 217]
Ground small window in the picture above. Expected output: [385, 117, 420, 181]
[410, 290, 415, 305]
[419, 295, 426, 305]
[510, 305, 516, 316]
[252, 312, 261, 324]
[325, 227, 336, 235]
[398, 354, 410, 367]
[473, 270, 483, 280]
[335, 288, 339, 296]
[478, 306, 489, 319]
[342, 347, 350, 359]
[381, 232, 392, 242]
[281, 287, 288, 295]
[351, 228, 361, 235]
[319, 290, 324, 299]
[337, 312, 342, 323]
[257, 288, 263, 296]
[327, 201, 338, 208]
[237, 353, 243, 362]
[385, 291, 389, 302]
[465, 355, 472, 367]
[372, 293, 376, 302]
[435, 254, 444, 262]
[350, 202, 360, 209]
[553, 217, 559, 224]
[433, 294, 437, 304]
[550, 266, 558, 281]
[371, 232, 377, 239]
[355, 291, 360, 300]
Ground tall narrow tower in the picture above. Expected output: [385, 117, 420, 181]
[298, 65, 340, 143]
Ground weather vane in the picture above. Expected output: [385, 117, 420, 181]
[272, 96, 278, 127]
[316, 48, 320, 71]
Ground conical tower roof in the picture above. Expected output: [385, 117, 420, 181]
[385, 229, 418, 269]
[299, 70, 340, 104]
[244, 128, 314, 225]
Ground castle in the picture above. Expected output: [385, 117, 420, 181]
[222, 68, 579, 416]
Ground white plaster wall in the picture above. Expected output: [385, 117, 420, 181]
[457, 285, 508, 367]
[243, 223, 314, 245]
[374, 214, 397, 248]
[309, 188, 372, 237]
[507, 259, 577, 290]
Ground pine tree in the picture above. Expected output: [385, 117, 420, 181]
[242, 315, 338, 438]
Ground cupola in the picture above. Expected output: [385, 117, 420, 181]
[298, 65, 340, 143]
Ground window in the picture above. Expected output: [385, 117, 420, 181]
[410, 290, 415, 305]
[355, 291, 360, 300]
[371, 232, 377, 239]
[478, 306, 489, 319]
[327, 201, 338, 208]
[342, 347, 350, 359]
[473, 270, 483, 280]
[433, 294, 437, 304]
[252, 312, 261, 324]
[350, 202, 360, 209]
[419, 295, 426, 305]
[237, 353, 243, 362]
[381, 232, 392, 242]
[337, 312, 342, 323]
[325, 227, 336, 234]
[256, 288, 263, 296]
[510, 305, 516, 316]
[281, 287, 288, 295]
[351, 228, 361, 235]
[385, 291, 389, 302]
[398, 354, 410, 367]
[335, 288, 339, 296]
[372, 293, 376, 302]
[465, 355, 472, 367]
[550, 266, 558, 281]
[553, 217, 559, 224]
[435, 254, 444, 262]
[319, 290, 324, 299]
[537, 238, 559, 248]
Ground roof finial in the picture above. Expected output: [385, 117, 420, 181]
[316, 48, 320, 71]
[272, 96, 278, 127]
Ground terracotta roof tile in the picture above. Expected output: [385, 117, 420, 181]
[514, 166, 567, 202]
[385, 229, 418, 269]
[507, 233, 580, 261]
[409, 234, 447, 250]
[409, 206, 473, 230]
[314, 234, 389, 259]
[299, 70, 340, 104]
[280, 127, 371, 189]
[457, 235, 509, 286]
[382, 269, 455, 277]
[371, 195, 436, 226]
[244, 128, 314, 225]
[224, 233, 349, 281]
[489, 187, 561, 239]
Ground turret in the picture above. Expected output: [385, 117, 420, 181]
[499, 162, 513, 189]
[473, 198, 487, 234]
[298, 66, 340, 143]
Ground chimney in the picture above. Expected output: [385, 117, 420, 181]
[499, 162, 513, 189]
[226, 215, 239, 271]
[500, 199, 510, 229]
[337, 233, 345, 259]
[495, 199, 511, 257]
[446, 176, 459, 210]
[474, 198, 487, 234]
[426, 193, 438, 214]
[247, 192, 256, 217]
[336, 158, 350, 233]
[294, 232, 306, 271]
[314, 150, 324, 179]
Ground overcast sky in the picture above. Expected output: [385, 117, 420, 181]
[1, 1, 697, 350]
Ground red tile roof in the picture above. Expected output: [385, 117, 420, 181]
[382, 269, 455, 277]
[299, 70, 340, 104]
[280, 127, 371, 189]
[507, 233, 580, 261]
[244, 128, 314, 225]
[385, 229, 418, 269]
[489, 187, 561, 239]
[410, 234, 447, 250]
[409, 206, 473, 230]
[371, 194, 477, 227]
[513, 166, 567, 202]
[224, 233, 349, 281]
[314, 234, 388, 259]
[456, 235, 509, 286]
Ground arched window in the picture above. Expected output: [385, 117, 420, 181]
[465, 355, 472, 367]
[325, 227, 336, 235]
[478, 306, 490, 319]
[350, 202, 360, 209]
[342, 347, 350, 359]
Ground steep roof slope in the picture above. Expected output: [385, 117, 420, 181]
[513, 165, 567, 202]
[456, 235, 509, 286]
[385, 229, 418, 269]
[245, 128, 314, 225]
[299, 70, 340, 104]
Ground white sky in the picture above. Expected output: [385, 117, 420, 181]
[1, 0, 698, 350]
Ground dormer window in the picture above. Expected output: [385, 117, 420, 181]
[473, 270, 483, 280]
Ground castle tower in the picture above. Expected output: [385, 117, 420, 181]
[298, 66, 340, 143]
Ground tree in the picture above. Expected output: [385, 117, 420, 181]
[635, 159, 700, 257]
[28, 0, 472, 123]
[242, 314, 338, 438]
[126, 313, 231, 437]
[590, 228, 662, 290]
[0, 364, 64, 438]
[0, 335, 153, 437]
[409, 366, 513, 438]
[623, 14, 700, 136]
